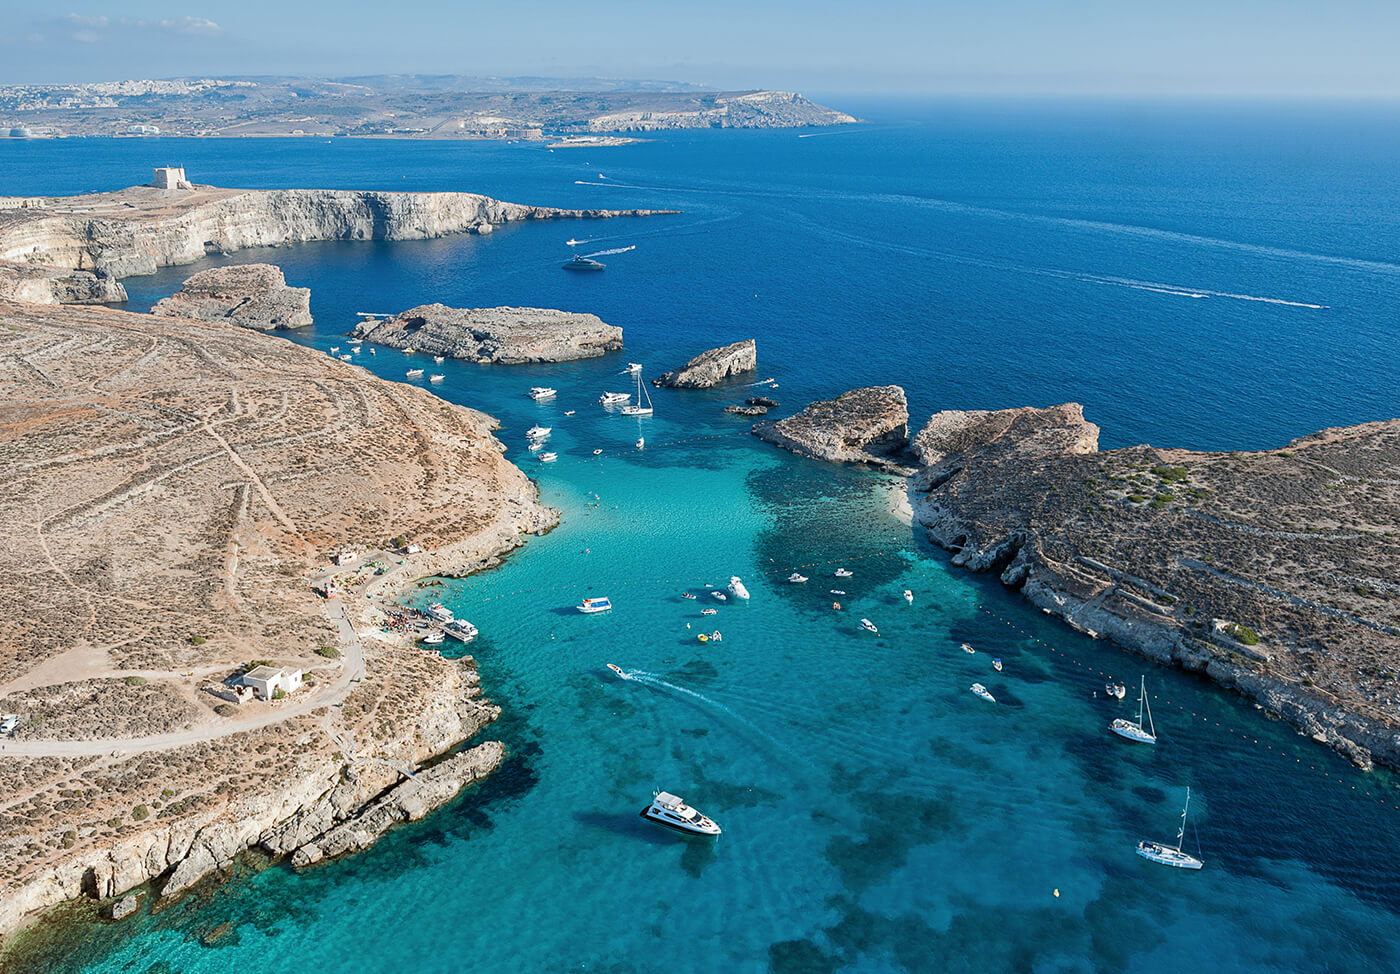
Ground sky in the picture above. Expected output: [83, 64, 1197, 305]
[1, 0, 1398, 97]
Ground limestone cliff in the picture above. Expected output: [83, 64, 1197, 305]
[354, 303, 623, 363]
[0, 262, 127, 305]
[0, 184, 675, 279]
[908, 405, 1400, 771]
[152, 263, 313, 330]
[653, 339, 756, 389]
[753, 385, 913, 474]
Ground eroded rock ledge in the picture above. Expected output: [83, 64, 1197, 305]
[653, 339, 756, 388]
[0, 262, 126, 305]
[753, 385, 914, 474]
[908, 403, 1400, 771]
[152, 263, 312, 330]
[353, 303, 623, 363]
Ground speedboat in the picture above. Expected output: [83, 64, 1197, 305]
[961, 643, 976, 654]
[406, 368, 425, 378]
[329, 346, 340, 354]
[681, 592, 698, 600]
[422, 630, 445, 646]
[403, 348, 416, 354]
[339, 354, 353, 361]
[830, 589, 846, 596]
[430, 374, 444, 383]
[635, 438, 645, 449]
[711, 591, 727, 602]
[599, 391, 631, 405]
[727, 576, 750, 600]
[903, 589, 913, 604]
[970, 683, 996, 703]
[427, 603, 455, 624]
[433, 355, 445, 363]
[443, 620, 478, 643]
[577, 597, 612, 614]
[606, 663, 627, 679]
[992, 658, 1003, 672]
[834, 568, 853, 578]
[701, 607, 717, 616]
[1136, 788, 1204, 869]
[539, 452, 558, 463]
[788, 572, 808, 583]
[625, 362, 643, 373]
[860, 618, 878, 634]
[369, 347, 376, 355]
[528, 387, 557, 400]
[563, 255, 605, 271]
[564, 410, 576, 416]
[593, 449, 603, 455]
[642, 792, 721, 836]
[526, 425, 552, 440]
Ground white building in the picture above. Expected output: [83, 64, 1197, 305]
[151, 166, 191, 190]
[0, 197, 45, 210]
[240, 666, 303, 701]
[334, 550, 360, 566]
[127, 124, 160, 135]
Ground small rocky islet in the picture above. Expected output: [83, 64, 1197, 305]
[352, 303, 624, 364]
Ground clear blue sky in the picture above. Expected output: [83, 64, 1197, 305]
[2, 0, 1398, 96]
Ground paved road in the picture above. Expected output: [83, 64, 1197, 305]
[0, 601, 367, 759]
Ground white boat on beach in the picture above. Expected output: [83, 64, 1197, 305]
[970, 683, 996, 703]
[727, 576, 750, 600]
[1137, 788, 1204, 869]
[526, 425, 552, 440]
[860, 618, 878, 634]
[577, 596, 612, 614]
[528, 387, 557, 401]
[642, 791, 721, 836]
[788, 572, 808, 583]
[1110, 677, 1157, 744]
[599, 391, 631, 405]
[406, 368, 425, 378]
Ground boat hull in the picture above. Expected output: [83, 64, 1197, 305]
[1110, 720, 1157, 744]
[1136, 843, 1203, 869]
[640, 808, 721, 836]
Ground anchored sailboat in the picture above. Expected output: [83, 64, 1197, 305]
[1110, 676, 1157, 744]
[621, 367, 653, 416]
[1137, 787, 1204, 869]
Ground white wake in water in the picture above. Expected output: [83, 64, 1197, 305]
[583, 245, 637, 258]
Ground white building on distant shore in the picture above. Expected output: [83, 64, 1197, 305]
[240, 666, 303, 701]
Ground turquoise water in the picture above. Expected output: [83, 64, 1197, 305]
[6, 101, 1400, 972]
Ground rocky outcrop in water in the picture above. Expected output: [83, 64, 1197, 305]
[353, 304, 623, 363]
[151, 264, 313, 330]
[0, 184, 675, 279]
[0, 262, 126, 305]
[908, 404, 1400, 771]
[653, 339, 757, 388]
[753, 385, 913, 474]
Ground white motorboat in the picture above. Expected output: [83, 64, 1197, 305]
[539, 452, 558, 463]
[577, 597, 612, 614]
[339, 354, 353, 361]
[330, 346, 340, 354]
[564, 410, 576, 416]
[788, 572, 808, 583]
[834, 568, 853, 578]
[403, 347, 416, 354]
[369, 348, 376, 355]
[701, 607, 717, 616]
[1136, 788, 1204, 869]
[860, 618, 878, 634]
[1106, 682, 1127, 699]
[528, 387, 557, 401]
[641, 791, 721, 836]
[352, 346, 361, 353]
[620, 369, 654, 416]
[625, 362, 643, 373]
[427, 603, 455, 624]
[961, 643, 976, 654]
[970, 683, 996, 703]
[903, 589, 913, 604]
[348, 339, 362, 345]
[599, 391, 631, 405]
[406, 368, 425, 378]
[636, 437, 645, 450]
[421, 630, 445, 646]
[593, 449, 603, 455]
[727, 576, 750, 600]
[711, 591, 727, 602]
[434, 355, 445, 363]
[526, 425, 552, 440]
[1111, 677, 1157, 744]
[430, 374, 444, 383]
[830, 589, 846, 596]
[992, 658, 1003, 672]
[443, 620, 478, 643]
[607, 663, 627, 679]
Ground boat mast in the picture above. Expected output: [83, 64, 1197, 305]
[1174, 787, 1191, 851]
[1142, 678, 1156, 738]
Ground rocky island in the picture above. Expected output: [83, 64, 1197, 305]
[908, 404, 1400, 771]
[151, 263, 313, 330]
[752, 385, 914, 474]
[0, 295, 556, 941]
[353, 303, 623, 363]
[653, 339, 757, 389]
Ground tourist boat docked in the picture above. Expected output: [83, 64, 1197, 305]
[563, 255, 606, 271]
[443, 620, 478, 643]
[539, 452, 558, 463]
[993, 658, 1003, 672]
[727, 576, 750, 600]
[903, 589, 914, 604]
[577, 597, 612, 614]
[834, 568, 853, 578]
[642, 791, 722, 836]
[860, 618, 879, 634]
[1136, 788, 1204, 869]
[606, 663, 627, 679]
[599, 391, 631, 405]
[526, 425, 552, 440]
[970, 683, 996, 703]
[427, 603, 455, 624]
[961, 643, 976, 654]
[528, 387, 557, 400]
[1110, 677, 1157, 744]
[620, 369, 654, 416]
[430, 374, 444, 383]
[406, 368, 425, 378]
[788, 572, 808, 583]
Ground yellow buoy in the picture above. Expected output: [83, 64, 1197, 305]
[1053, 889, 1060, 898]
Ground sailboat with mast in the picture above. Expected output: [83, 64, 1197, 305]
[620, 366, 653, 416]
[1110, 676, 1157, 744]
[1136, 787, 1204, 869]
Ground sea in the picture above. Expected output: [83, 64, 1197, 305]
[4, 98, 1400, 973]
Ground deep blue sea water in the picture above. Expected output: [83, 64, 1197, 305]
[4, 100, 1400, 973]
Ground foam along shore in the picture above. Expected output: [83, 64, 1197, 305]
[0, 296, 558, 942]
[0, 176, 678, 279]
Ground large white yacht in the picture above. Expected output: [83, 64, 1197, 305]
[528, 387, 557, 401]
[641, 792, 721, 836]
[443, 620, 478, 643]
[727, 576, 750, 600]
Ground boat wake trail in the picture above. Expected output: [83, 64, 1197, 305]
[1079, 273, 1328, 308]
[583, 245, 637, 259]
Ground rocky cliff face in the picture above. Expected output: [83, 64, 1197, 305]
[908, 405, 1400, 771]
[353, 303, 623, 363]
[753, 385, 913, 474]
[151, 263, 313, 330]
[0, 185, 674, 279]
[0, 262, 127, 305]
[653, 339, 756, 388]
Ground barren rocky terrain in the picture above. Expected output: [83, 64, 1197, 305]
[653, 339, 756, 389]
[753, 385, 914, 474]
[354, 303, 623, 363]
[0, 298, 555, 940]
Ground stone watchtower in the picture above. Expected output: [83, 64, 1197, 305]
[151, 167, 192, 190]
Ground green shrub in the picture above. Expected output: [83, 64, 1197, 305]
[315, 646, 341, 659]
[188, 635, 206, 645]
[1225, 622, 1261, 646]
[272, 688, 287, 700]
[1127, 493, 1148, 503]
[161, 789, 175, 798]
[61, 830, 76, 849]
[1152, 465, 1189, 482]
[244, 659, 273, 673]
[123, 676, 148, 687]
[107, 818, 122, 829]
[213, 704, 237, 718]
[132, 805, 149, 821]
[1354, 584, 1373, 597]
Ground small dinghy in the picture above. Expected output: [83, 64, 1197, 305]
[701, 608, 718, 616]
[642, 792, 721, 836]
[564, 410, 576, 416]
[992, 658, 1003, 672]
[961, 643, 976, 654]
[711, 591, 728, 601]
[636, 437, 645, 450]
[539, 452, 558, 463]
[860, 618, 879, 634]
[1106, 683, 1127, 699]
[830, 589, 846, 596]
[970, 683, 996, 703]
[681, 592, 698, 600]
[593, 449, 603, 455]
[788, 572, 808, 583]
[903, 589, 913, 604]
